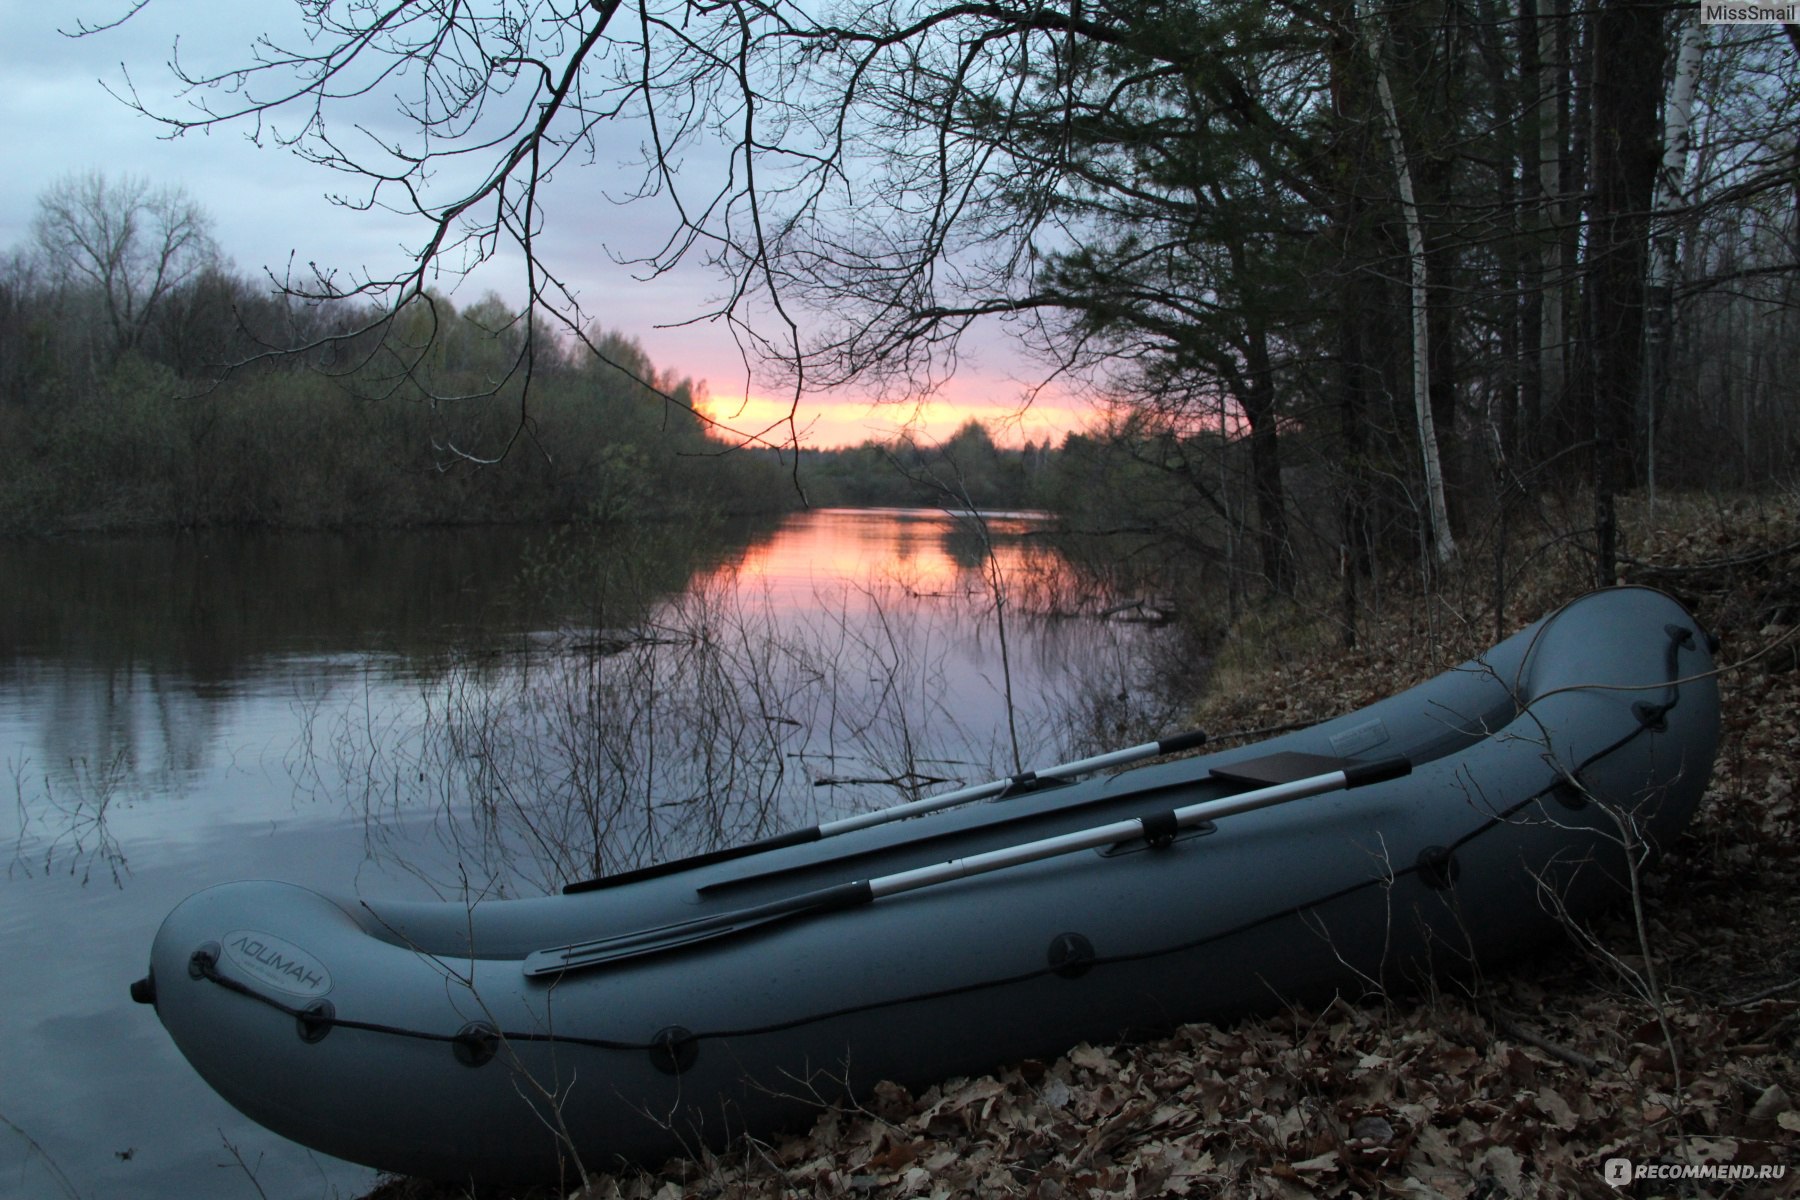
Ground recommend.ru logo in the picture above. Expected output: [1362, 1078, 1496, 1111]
[1603, 1156, 1789, 1187]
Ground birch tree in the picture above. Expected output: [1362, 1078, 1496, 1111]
[1641, 16, 1706, 511]
[1366, 7, 1455, 566]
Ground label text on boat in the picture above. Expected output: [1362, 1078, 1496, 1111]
[223, 929, 333, 998]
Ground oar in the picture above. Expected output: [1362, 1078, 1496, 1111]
[561, 729, 1211, 894]
[525, 755, 1410, 977]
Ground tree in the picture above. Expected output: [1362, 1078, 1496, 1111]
[31, 171, 219, 360]
[86, 1, 1800, 594]
[1583, 0, 1666, 585]
[1365, 4, 1454, 566]
[1641, 16, 1705, 511]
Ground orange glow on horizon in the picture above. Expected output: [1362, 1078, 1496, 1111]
[695, 384, 1091, 451]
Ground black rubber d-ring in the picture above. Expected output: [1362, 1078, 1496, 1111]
[1048, 932, 1096, 979]
[649, 1025, 698, 1075]
[1416, 845, 1460, 891]
[297, 1000, 336, 1044]
[452, 1021, 500, 1068]
[188, 943, 221, 980]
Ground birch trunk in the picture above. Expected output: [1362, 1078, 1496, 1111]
[1642, 17, 1706, 513]
[1367, 12, 1456, 565]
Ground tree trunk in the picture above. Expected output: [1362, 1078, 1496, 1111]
[1586, 0, 1666, 585]
[1327, 0, 1367, 647]
[1367, 11, 1457, 566]
[1535, 0, 1566, 469]
[1242, 321, 1295, 597]
[1642, 17, 1705, 515]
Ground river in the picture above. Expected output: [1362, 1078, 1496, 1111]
[0, 509, 1180, 1200]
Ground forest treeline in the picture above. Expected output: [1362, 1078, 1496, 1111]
[0, 173, 1082, 531]
[785, 6, 1796, 641]
[0, 177, 801, 531]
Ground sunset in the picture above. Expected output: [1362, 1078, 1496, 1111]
[693, 377, 1091, 450]
[4, 2, 1795, 1199]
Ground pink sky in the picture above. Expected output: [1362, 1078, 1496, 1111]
[681, 354, 1093, 450]
[536, 218, 1096, 451]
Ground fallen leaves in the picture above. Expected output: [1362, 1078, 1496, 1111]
[554, 984, 1789, 1200]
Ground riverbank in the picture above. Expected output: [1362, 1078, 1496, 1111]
[360, 494, 1800, 1199]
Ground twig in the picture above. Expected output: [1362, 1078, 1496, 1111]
[1622, 535, 1800, 577]
[218, 1130, 271, 1200]
[1484, 1005, 1605, 1074]
[1721, 976, 1800, 1007]
[1, 1111, 82, 1200]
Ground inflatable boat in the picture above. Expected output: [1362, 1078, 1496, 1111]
[132, 586, 1720, 1184]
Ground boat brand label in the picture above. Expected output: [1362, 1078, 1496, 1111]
[223, 929, 332, 998]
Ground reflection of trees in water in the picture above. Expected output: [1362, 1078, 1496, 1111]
[1, 522, 762, 886]
[8, 664, 220, 886]
[35, 665, 221, 793]
[8, 752, 132, 887]
[316, 545, 1181, 897]
[3, 517, 1188, 894]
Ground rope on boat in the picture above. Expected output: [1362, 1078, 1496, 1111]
[181, 768, 1648, 1062]
[174, 614, 1696, 1069]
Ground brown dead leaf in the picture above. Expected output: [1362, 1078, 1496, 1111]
[1533, 1088, 1578, 1132]
[1068, 1044, 1113, 1073]
[1290, 1150, 1340, 1173]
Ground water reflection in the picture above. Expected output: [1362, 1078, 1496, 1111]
[2, 513, 1173, 890]
[325, 509, 1178, 895]
[0, 509, 1180, 1200]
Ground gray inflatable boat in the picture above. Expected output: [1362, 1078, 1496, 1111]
[132, 586, 1720, 1183]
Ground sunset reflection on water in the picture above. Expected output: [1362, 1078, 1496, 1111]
[713, 506, 1077, 611]
[660, 506, 1161, 827]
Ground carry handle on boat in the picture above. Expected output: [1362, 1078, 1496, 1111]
[524, 755, 1411, 978]
[561, 728, 1211, 894]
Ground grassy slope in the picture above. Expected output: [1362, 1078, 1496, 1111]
[374, 493, 1800, 1200]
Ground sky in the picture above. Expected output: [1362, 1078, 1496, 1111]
[0, 1, 1093, 449]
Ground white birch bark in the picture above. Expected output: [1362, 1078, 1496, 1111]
[1643, 18, 1705, 510]
[1366, 13, 1456, 564]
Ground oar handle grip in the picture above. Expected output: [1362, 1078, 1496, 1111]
[1156, 729, 1210, 756]
[1343, 756, 1412, 787]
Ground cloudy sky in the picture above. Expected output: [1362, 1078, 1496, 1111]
[0, 0, 1090, 448]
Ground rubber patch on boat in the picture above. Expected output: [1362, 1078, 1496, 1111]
[223, 929, 333, 998]
[1329, 718, 1391, 758]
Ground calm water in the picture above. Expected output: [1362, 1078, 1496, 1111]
[0, 510, 1175, 1200]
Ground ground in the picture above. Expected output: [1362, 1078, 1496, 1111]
[368, 492, 1800, 1200]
